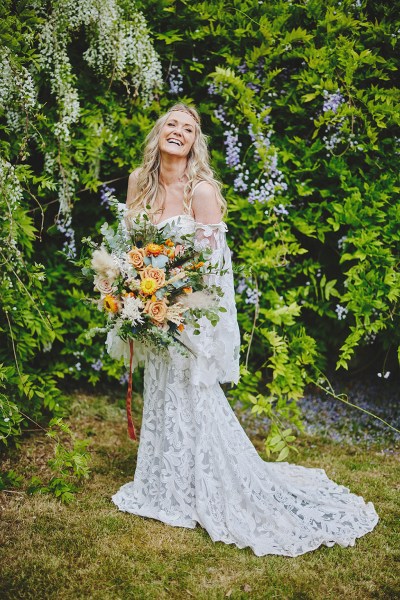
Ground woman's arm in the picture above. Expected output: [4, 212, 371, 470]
[191, 181, 223, 224]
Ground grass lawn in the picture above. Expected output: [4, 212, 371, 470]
[0, 391, 399, 600]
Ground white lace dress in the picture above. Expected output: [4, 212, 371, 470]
[110, 214, 379, 557]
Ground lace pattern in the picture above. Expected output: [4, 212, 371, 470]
[111, 213, 379, 557]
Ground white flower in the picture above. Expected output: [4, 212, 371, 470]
[377, 371, 390, 379]
[166, 301, 188, 325]
[121, 295, 144, 324]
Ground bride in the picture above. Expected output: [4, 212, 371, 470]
[110, 102, 379, 557]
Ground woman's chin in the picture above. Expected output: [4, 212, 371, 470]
[160, 145, 187, 158]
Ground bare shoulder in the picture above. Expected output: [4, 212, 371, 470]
[129, 167, 141, 181]
[126, 167, 141, 206]
[191, 181, 223, 224]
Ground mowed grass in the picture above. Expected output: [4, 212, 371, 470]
[0, 391, 399, 600]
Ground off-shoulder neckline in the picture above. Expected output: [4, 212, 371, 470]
[150, 214, 226, 228]
[119, 205, 226, 228]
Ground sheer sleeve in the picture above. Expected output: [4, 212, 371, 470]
[176, 221, 241, 387]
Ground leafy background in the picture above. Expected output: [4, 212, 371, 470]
[0, 0, 399, 492]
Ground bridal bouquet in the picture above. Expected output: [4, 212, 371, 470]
[83, 212, 225, 350]
[80, 210, 226, 440]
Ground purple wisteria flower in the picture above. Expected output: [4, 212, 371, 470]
[335, 304, 348, 320]
[322, 89, 345, 114]
[246, 82, 261, 92]
[214, 105, 288, 208]
[56, 213, 76, 258]
[223, 128, 242, 168]
[100, 184, 116, 208]
[119, 372, 130, 385]
[236, 277, 261, 305]
[168, 65, 184, 95]
[214, 106, 242, 169]
[233, 170, 249, 192]
[91, 359, 103, 371]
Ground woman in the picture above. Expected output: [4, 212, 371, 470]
[110, 102, 379, 557]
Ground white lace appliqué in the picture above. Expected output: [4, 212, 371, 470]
[111, 215, 379, 557]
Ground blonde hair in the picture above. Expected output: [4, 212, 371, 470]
[126, 102, 227, 221]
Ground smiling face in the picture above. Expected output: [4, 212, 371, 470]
[158, 110, 197, 158]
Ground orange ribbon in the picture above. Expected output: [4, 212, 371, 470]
[126, 338, 137, 441]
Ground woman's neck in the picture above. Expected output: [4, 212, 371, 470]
[159, 155, 188, 186]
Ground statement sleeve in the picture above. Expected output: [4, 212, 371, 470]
[176, 221, 241, 387]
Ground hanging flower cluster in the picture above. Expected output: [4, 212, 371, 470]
[0, 157, 25, 264]
[33, 0, 163, 255]
[167, 65, 184, 95]
[0, 52, 37, 135]
[213, 104, 288, 212]
[38, 0, 163, 144]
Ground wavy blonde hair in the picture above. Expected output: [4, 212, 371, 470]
[126, 102, 227, 221]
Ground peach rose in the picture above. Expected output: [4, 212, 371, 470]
[140, 266, 166, 288]
[144, 298, 168, 323]
[94, 276, 115, 296]
[127, 247, 145, 269]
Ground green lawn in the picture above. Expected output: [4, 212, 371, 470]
[0, 392, 398, 600]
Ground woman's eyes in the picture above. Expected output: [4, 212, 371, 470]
[167, 122, 193, 133]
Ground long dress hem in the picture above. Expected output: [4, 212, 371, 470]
[110, 211, 379, 558]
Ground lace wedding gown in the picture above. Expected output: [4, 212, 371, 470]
[110, 212, 379, 557]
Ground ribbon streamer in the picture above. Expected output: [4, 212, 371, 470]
[126, 338, 137, 440]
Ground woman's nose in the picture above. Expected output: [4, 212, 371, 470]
[171, 126, 183, 136]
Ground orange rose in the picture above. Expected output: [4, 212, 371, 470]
[140, 266, 166, 288]
[144, 298, 168, 323]
[127, 247, 145, 269]
[183, 287, 192, 294]
[178, 323, 185, 332]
